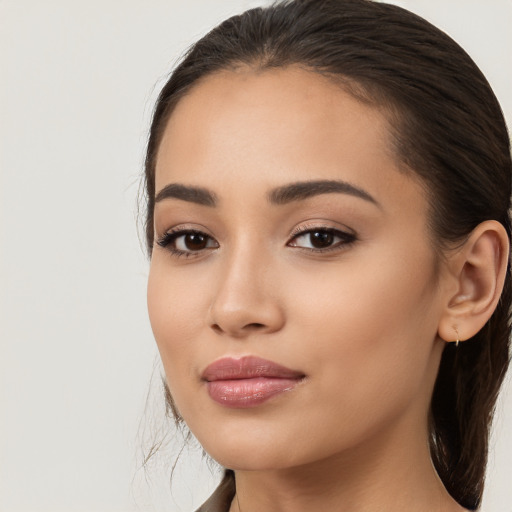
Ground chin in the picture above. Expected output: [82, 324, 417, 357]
[208, 447, 296, 472]
[196, 427, 303, 472]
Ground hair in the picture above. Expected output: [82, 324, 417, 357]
[142, 0, 512, 509]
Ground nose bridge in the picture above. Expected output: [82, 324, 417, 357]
[209, 234, 284, 336]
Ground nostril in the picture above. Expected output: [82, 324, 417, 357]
[211, 324, 223, 334]
[210, 322, 267, 335]
[246, 323, 266, 330]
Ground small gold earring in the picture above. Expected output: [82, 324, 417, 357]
[454, 327, 460, 347]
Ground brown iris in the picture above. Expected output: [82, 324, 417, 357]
[310, 231, 335, 248]
[184, 233, 209, 250]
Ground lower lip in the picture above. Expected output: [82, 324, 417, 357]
[206, 377, 302, 408]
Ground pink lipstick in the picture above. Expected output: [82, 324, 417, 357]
[202, 356, 305, 408]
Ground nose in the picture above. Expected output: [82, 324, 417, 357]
[208, 247, 285, 338]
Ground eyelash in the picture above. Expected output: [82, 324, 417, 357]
[156, 228, 217, 259]
[288, 226, 357, 253]
[156, 226, 357, 259]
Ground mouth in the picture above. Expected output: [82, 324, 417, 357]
[201, 356, 306, 408]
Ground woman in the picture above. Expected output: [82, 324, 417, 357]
[143, 0, 511, 510]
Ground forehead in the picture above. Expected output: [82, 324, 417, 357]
[157, 67, 394, 184]
[153, 66, 427, 222]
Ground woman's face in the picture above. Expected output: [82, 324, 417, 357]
[147, 67, 449, 470]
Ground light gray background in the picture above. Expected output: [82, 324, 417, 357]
[1, 1, 511, 511]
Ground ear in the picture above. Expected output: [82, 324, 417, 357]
[437, 220, 510, 344]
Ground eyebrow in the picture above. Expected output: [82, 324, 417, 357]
[154, 179, 379, 208]
[268, 179, 380, 207]
[154, 183, 217, 206]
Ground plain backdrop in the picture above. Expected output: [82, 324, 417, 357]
[1, 1, 511, 511]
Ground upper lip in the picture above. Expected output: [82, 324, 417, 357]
[201, 356, 305, 382]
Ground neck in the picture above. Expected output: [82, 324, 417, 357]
[229, 413, 466, 512]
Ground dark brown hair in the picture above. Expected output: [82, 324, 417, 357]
[142, 1, 511, 509]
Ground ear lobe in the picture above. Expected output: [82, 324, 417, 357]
[437, 220, 509, 343]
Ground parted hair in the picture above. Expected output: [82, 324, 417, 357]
[143, 1, 512, 509]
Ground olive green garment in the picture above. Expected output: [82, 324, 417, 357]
[196, 470, 236, 512]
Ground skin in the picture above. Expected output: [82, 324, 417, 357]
[146, 67, 488, 511]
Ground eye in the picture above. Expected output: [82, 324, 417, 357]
[288, 227, 356, 251]
[157, 229, 219, 258]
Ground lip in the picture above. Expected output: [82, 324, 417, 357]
[202, 356, 305, 408]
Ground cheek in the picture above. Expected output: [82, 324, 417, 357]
[289, 246, 437, 342]
[147, 264, 213, 425]
[147, 260, 209, 373]
[286, 244, 440, 405]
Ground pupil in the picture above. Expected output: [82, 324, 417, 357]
[311, 231, 333, 248]
[185, 233, 207, 250]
